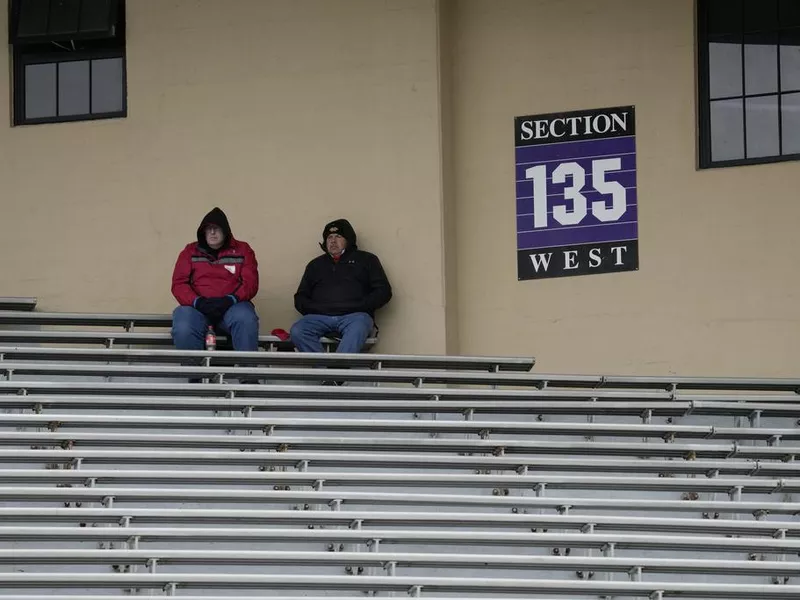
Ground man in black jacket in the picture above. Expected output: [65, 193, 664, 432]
[291, 219, 392, 353]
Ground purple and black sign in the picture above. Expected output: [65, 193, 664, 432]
[514, 105, 638, 280]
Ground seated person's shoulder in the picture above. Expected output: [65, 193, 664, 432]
[354, 249, 382, 262]
[231, 239, 254, 252]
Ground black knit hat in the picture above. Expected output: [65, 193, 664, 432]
[320, 218, 357, 251]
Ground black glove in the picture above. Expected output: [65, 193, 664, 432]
[194, 297, 217, 318]
[195, 296, 236, 322]
[212, 296, 235, 318]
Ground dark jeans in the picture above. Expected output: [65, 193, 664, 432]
[172, 301, 259, 351]
[290, 312, 373, 353]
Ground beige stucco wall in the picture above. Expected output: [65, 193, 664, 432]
[449, 0, 800, 376]
[2, 0, 798, 375]
[0, 0, 448, 354]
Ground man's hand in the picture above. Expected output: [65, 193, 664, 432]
[212, 296, 236, 317]
[193, 297, 216, 317]
[194, 296, 236, 322]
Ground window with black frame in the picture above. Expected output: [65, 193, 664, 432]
[698, 0, 800, 167]
[9, 0, 126, 126]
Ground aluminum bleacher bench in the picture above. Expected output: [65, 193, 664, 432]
[0, 327, 367, 352]
[2, 412, 800, 443]
[0, 485, 795, 515]
[0, 297, 36, 311]
[505, 371, 800, 392]
[4, 361, 795, 390]
[0, 393, 797, 420]
[0, 468, 796, 494]
[0, 361, 551, 385]
[0, 309, 378, 352]
[2, 380, 798, 409]
[0, 507, 795, 537]
[0, 573, 796, 598]
[0, 311, 539, 369]
[0, 549, 796, 579]
[0, 311, 168, 328]
[2, 431, 796, 460]
[0, 592, 800, 600]
[0, 345, 535, 371]
[4, 352, 799, 391]
[0, 525, 798, 554]
[5, 448, 800, 477]
[0, 379, 670, 401]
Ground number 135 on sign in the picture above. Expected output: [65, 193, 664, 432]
[525, 157, 626, 229]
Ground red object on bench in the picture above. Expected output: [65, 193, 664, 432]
[271, 328, 290, 341]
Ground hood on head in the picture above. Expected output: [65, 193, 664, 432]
[197, 207, 232, 249]
[320, 218, 357, 252]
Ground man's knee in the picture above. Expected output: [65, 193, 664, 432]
[290, 318, 311, 340]
[227, 302, 259, 328]
[348, 312, 374, 335]
[172, 306, 201, 334]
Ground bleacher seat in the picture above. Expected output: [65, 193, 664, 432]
[0, 308, 797, 598]
[0, 297, 36, 312]
[0, 309, 384, 352]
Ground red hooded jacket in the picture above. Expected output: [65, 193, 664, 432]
[171, 207, 259, 306]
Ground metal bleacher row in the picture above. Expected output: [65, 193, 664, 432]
[0, 305, 379, 351]
[0, 299, 797, 598]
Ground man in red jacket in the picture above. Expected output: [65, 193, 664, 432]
[171, 207, 260, 351]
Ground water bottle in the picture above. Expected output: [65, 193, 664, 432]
[205, 325, 216, 351]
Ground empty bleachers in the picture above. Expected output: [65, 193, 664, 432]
[0, 308, 797, 598]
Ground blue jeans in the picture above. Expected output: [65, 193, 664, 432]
[290, 313, 373, 353]
[172, 301, 259, 351]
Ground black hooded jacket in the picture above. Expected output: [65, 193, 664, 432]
[294, 219, 392, 317]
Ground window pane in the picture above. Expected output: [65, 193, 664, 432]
[24, 63, 57, 120]
[745, 37, 778, 94]
[58, 61, 90, 116]
[49, 0, 82, 36]
[708, 0, 742, 37]
[745, 95, 780, 157]
[80, 0, 114, 35]
[781, 29, 800, 91]
[91, 58, 124, 114]
[780, 0, 800, 28]
[744, 0, 778, 32]
[709, 41, 743, 98]
[710, 98, 745, 161]
[781, 92, 800, 154]
[17, 0, 49, 38]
